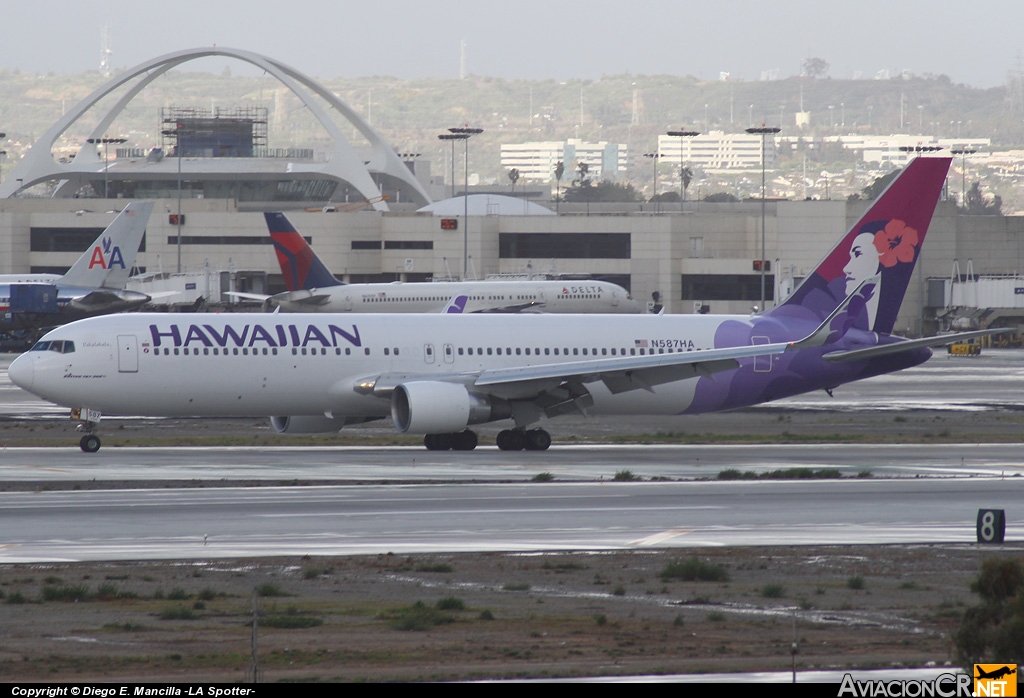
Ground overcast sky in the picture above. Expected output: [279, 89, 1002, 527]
[1, 0, 1019, 87]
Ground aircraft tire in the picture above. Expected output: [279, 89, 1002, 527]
[80, 434, 101, 453]
[497, 429, 525, 451]
[452, 430, 478, 451]
[424, 434, 447, 451]
[524, 429, 551, 451]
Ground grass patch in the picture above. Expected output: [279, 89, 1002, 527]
[260, 608, 324, 629]
[386, 601, 455, 631]
[41, 585, 91, 602]
[542, 560, 588, 572]
[415, 562, 453, 573]
[257, 583, 292, 598]
[167, 588, 191, 601]
[531, 472, 555, 482]
[158, 605, 196, 621]
[503, 582, 531, 592]
[102, 621, 146, 632]
[761, 584, 785, 598]
[613, 469, 640, 481]
[847, 575, 866, 590]
[435, 596, 465, 611]
[660, 557, 730, 583]
[717, 467, 842, 480]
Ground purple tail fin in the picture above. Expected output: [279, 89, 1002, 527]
[265, 212, 341, 291]
[768, 157, 951, 335]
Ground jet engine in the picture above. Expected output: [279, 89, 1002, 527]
[391, 381, 510, 434]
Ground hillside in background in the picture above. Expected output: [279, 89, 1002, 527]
[0, 68, 1020, 207]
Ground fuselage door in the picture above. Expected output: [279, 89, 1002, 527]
[424, 343, 436, 364]
[443, 343, 454, 364]
[117, 334, 138, 373]
[344, 294, 353, 311]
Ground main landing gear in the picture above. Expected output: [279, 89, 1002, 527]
[424, 430, 479, 451]
[421, 428, 553, 451]
[496, 428, 551, 451]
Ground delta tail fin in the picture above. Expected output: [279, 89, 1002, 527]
[60, 201, 153, 289]
[265, 212, 342, 291]
[767, 157, 951, 335]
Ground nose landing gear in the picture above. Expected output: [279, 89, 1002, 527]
[72, 407, 103, 453]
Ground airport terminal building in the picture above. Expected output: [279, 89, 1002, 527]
[1, 47, 1022, 338]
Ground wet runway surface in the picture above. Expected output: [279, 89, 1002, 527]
[2, 478, 1022, 562]
[2, 350, 1023, 562]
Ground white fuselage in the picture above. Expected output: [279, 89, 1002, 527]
[272, 279, 642, 314]
[11, 312, 751, 421]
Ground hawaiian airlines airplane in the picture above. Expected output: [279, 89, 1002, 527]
[264, 212, 642, 314]
[9, 158, 998, 453]
[0, 201, 153, 338]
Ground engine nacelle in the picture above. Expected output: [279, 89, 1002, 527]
[391, 381, 509, 434]
[269, 415, 378, 434]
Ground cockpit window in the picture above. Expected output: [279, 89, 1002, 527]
[29, 340, 75, 354]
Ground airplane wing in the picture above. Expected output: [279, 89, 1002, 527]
[822, 328, 1012, 363]
[360, 335, 797, 399]
[472, 301, 546, 313]
[358, 283, 882, 418]
[68, 289, 150, 310]
[267, 290, 333, 307]
[224, 291, 271, 302]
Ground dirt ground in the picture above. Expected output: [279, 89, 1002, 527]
[0, 544, 1013, 683]
[0, 407, 1021, 682]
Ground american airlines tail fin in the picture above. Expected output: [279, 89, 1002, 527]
[265, 212, 342, 291]
[767, 157, 951, 335]
[60, 201, 153, 289]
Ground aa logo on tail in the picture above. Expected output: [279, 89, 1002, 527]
[87, 236, 127, 270]
[975, 664, 1017, 697]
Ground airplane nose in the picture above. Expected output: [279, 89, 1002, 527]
[8, 353, 34, 391]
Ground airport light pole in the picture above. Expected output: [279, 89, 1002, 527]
[440, 127, 483, 278]
[86, 136, 127, 199]
[950, 148, 977, 208]
[395, 152, 421, 204]
[438, 134, 460, 199]
[667, 129, 699, 212]
[644, 152, 660, 208]
[746, 125, 781, 310]
[162, 126, 194, 273]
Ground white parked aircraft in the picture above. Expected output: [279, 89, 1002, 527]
[264, 212, 642, 314]
[8, 158, 999, 453]
[1, 202, 153, 338]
